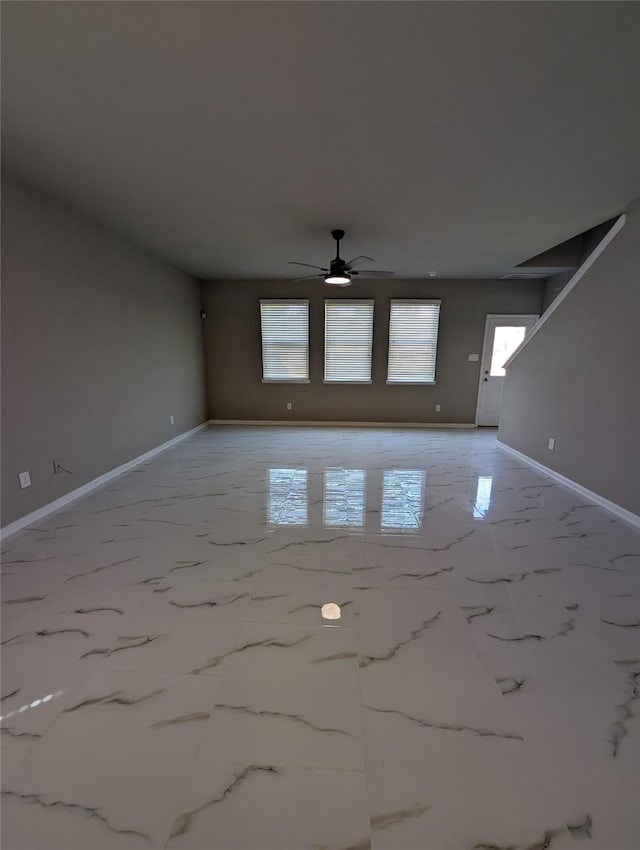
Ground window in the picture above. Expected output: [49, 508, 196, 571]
[324, 300, 374, 383]
[387, 300, 441, 384]
[489, 326, 526, 376]
[260, 300, 309, 382]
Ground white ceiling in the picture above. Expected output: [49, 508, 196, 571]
[2, 1, 639, 280]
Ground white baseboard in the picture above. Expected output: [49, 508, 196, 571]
[497, 440, 640, 530]
[0, 423, 209, 541]
[209, 419, 476, 429]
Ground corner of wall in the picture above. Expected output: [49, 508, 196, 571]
[498, 204, 639, 517]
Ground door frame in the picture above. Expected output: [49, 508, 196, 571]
[474, 314, 539, 426]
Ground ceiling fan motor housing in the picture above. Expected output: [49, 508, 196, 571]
[288, 227, 393, 283]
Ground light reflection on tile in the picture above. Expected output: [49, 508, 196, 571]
[473, 474, 493, 518]
[2, 425, 639, 849]
[267, 468, 308, 526]
[323, 468, 365, 527]
[381, 469, 425, 529]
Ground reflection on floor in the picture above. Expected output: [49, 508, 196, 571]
[1, 426, 639, 849]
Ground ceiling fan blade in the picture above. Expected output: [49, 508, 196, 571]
[345, 255, 373, 268]
[352, 270, 394, 278]
[293, 274, 322, 281]
[288, 261, 328, 271]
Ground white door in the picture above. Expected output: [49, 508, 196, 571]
[476, 314, 538, 426]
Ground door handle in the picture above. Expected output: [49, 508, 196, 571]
[483, 377, 488, 382]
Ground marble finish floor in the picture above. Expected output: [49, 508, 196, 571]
[1, 426, 639, 850]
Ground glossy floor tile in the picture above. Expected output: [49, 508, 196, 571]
[2, 426, 639, 849]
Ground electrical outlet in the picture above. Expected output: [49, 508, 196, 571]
[548, 438, 555, 451]
[18, 471, 31, 488]
[286, 402, 292, 411]
[468, 354, 479, 362]
[170, 415, 175, 425]
[435, 404, 441, 412]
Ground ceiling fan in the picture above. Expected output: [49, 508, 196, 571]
[288, 229, 394, 286]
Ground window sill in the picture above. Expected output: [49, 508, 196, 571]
[323, 380, 373, 385]
[386, 381, 436, 386]
[261, 379, 311, 384]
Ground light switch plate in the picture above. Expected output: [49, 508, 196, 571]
[468, 354, 479, 362]
[18, 471, 31, 488]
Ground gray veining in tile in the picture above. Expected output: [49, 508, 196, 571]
[2, 426, 639, 849]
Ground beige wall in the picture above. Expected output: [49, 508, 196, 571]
[499, 203, 640, 516]
[1, 175, 206, 527]
[541, 270, 573, 314]
[203, 278, 542, 423]
[540, 219, 619, 314]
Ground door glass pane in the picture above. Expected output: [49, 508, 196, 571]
[490, 326, 526, 376]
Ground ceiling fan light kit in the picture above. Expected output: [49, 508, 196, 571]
[324, 273, 352, 286]
[288, 228, 394, 286]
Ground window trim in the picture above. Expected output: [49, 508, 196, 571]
[259, 298, 310, 384]
[260, 378, 311, 384]
[324, 298, 375, 384]
[386, 298, 441, 386]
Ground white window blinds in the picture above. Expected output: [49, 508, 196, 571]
[260, 300, 309, 382]
[387, 300, 441, 384]
[324, 300, 374, 383]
